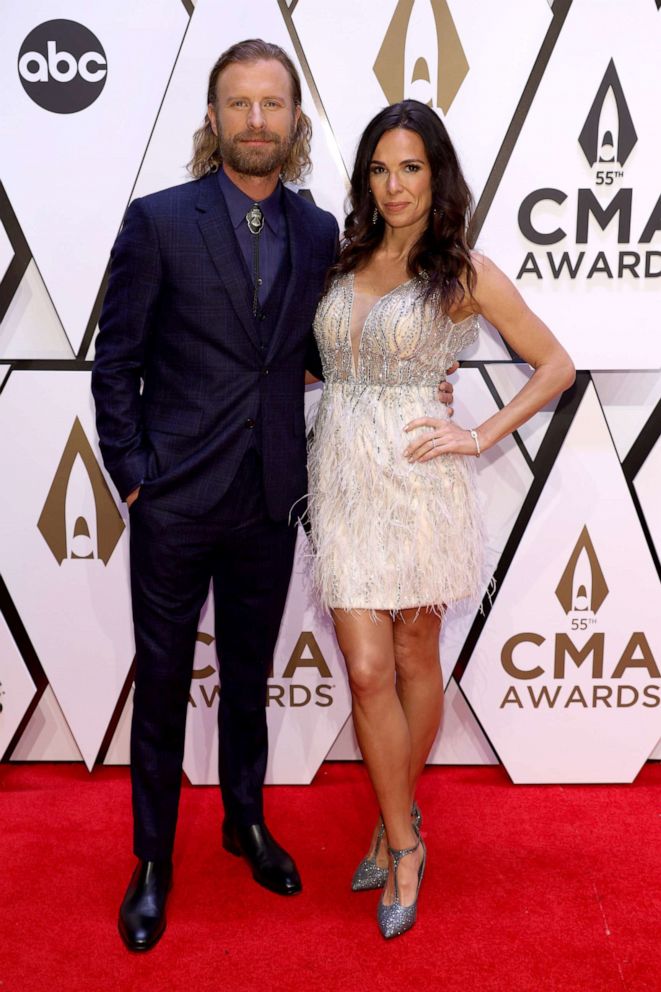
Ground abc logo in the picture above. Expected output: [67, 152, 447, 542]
[18, 20, 107, 114]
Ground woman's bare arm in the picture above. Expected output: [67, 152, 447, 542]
[404, 255, 575, 462]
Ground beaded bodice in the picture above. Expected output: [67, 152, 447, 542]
[313, 272, 479, 387]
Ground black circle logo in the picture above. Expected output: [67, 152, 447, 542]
[18, 20, 107, 114]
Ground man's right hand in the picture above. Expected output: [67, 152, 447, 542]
[126, 486, 141, 508]
[437, 362, 459, 416]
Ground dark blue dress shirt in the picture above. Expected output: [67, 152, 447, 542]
[217, 167, 287, 307]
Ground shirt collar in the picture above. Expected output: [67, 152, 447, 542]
[218, 167, 284, 236]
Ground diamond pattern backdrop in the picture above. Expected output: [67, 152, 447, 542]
[1, 0, 659, 781]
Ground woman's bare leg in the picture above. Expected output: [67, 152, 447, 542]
[393, 608, 444, 803]
[333, 609, 421, 906]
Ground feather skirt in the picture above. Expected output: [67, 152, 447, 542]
[306, 382, 484, 615]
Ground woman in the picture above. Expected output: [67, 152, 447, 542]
[307, 100, 575, 939]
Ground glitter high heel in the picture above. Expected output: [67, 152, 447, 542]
[351, 818, 388, 891]
[351, 804, 422, 892]
[377, 836, 426, 940]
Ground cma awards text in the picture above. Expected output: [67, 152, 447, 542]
[499, 631, 660, 710]
[516, 187, 661, 280]
[189, 632, 335, 710]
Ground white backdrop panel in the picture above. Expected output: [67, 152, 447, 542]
[462, 384, 661, 783]
[0, 371, 134, 769]
[10, 685, 82, 762]
[634, 436, 661, 569]
[593, 371, 661, 461]
[478, 0, 661, 369]
[0, 261, 74, 360]
[0, 1, 188, 352]
[0, 225, 12, 285]
[0, 611, 36, 758]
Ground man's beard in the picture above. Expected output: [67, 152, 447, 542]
[218, 126, 296, 177]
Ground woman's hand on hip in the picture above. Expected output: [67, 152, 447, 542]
[403, 418, 479, 462]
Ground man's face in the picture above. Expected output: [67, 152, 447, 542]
[208, 58, 301, 178]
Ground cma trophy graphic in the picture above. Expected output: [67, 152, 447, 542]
[578, 59, 637, 169]
[555, 526, 609, 617]
[37, 417, 124, 565]
[517, 57, 660, 282]
[374, 0, 469, 113]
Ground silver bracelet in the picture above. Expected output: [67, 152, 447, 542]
[470, 429, 481, 457]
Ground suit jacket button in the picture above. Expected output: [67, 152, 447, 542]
[245, 418, 256, 429]
[262, 367, 269, 376]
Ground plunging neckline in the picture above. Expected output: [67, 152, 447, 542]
[348, 272, 415, 377]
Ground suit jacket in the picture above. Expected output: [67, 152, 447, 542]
[92, 173, 338, 519]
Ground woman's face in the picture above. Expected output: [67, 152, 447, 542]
[369, 128, 433, 232]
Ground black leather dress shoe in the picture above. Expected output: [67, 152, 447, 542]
[118, 859, 172, 952]
[222, 821, 302, 896]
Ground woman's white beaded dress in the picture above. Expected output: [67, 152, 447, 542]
[307, 272, 484, 613]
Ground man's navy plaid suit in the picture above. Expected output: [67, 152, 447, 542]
[92, 172, 338, 859]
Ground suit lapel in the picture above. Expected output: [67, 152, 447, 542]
[195, 174, 262, 354]
[266, 188, 315, 362]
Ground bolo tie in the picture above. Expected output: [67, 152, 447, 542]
[245, 202, 265, 317]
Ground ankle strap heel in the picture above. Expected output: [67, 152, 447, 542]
[377, 836, 426, 939]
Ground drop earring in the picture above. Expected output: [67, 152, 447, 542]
[372, 207, 379, 225]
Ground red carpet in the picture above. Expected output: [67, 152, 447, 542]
[1, 762, 660, 992]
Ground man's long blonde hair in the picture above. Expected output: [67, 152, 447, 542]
[188, 39, 312, 183]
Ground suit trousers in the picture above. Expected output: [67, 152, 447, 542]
[128, 448, 298, 860]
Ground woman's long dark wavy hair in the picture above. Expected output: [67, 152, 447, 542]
[328, 100, 476, 312]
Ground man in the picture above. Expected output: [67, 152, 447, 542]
[93, 38, 454, 952]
